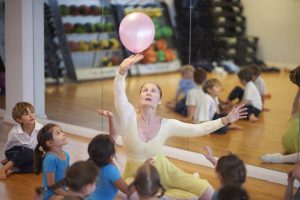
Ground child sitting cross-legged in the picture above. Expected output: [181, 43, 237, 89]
[201, 79, 242, 134]
[0, 102, 43, 179]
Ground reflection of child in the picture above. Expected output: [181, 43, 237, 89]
[0, 102, 43, 180]
[250, 65, 271, 111]
[201, 79, 241, 134]
[186, 68, 207, 123]
[166, 65, 196, 116]
[228, 67, 262, 122]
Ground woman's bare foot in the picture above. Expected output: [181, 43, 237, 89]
[249, 114, 259, 122]
[228, 123, 243, 130]
[0, 168, 7, 180]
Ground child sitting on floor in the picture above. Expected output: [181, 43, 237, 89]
[203, 145, 246, 200]
[228, 67, 262, 122]
[0, 102, 43, 179]
[166, 65, 196, 116]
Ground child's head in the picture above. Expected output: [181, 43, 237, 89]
[36, 160, 98, 198]
[215, 153, 246, 186]
[12, 102, 35, 125]
[203, 78, 222, 97]
[194, 68, 207, 85]
[237, 68, 253, 85]
[180, 65, 195, 79]
[289, 66, 300, 87]
[127, 164, 165, 199]
[217, 185, 249, 200]
[34, 123, 67, 174]
[249, 65, 261, 80]
[88, 134, 115, 168]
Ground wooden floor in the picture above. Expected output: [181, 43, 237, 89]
[0, 121, 288, 200]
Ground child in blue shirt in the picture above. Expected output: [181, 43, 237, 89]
[166, 65, 196, 116]
[87, 134, 127, 200]
[35, 160, 98, 200]
[34, 123, 69, 200]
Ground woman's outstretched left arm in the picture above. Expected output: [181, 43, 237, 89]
[166, 104, 247, 137]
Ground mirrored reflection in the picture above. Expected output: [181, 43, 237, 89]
[44, 0, 299, 173]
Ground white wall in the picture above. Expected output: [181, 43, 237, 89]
[241, 0, 300, 68]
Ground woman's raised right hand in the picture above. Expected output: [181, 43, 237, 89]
[119, 54, 144, 75]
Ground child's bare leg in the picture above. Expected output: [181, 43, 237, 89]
[0, 160, 14, 180]
[249, 114, 259, 122]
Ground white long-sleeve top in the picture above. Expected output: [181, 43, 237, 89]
[4, 122, 43, 151]
[114, 72, 225, 160]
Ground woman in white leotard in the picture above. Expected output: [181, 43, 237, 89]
[114, 54, 247, 200]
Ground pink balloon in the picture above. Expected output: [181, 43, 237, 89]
[119, 12, 155, 53]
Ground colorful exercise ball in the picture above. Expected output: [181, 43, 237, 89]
[119, 12, 155, 53]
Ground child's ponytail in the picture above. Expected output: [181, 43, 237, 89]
[33, 143, 44, 174]
[33, 123, 57, 175]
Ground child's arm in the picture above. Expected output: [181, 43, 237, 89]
[46, 173, 68, 196]
[239, 99, 250, 105]
[186, 105, 196, 123]
[284, 171, 295, 200]
[113, 178, 128, 194]
[203, 145, 218, 166]
[97, 109, 117, 140]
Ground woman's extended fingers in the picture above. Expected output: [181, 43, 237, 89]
[131, 54, 144, 63]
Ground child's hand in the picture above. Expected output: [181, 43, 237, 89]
[144, 157, 155, 166]
[203, 145, 213, 160]
[97, 109, 113, 118]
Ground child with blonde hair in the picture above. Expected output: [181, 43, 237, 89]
[166, 65, 196, 116]
[201, 79, 242, 133]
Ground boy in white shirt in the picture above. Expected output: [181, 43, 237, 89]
[185, 68, 207, 123]
[236, 68, 262, 122]
[203, 79, 243, 133]
[0, 102, 43, 179]
[250, 65, 271, 111]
